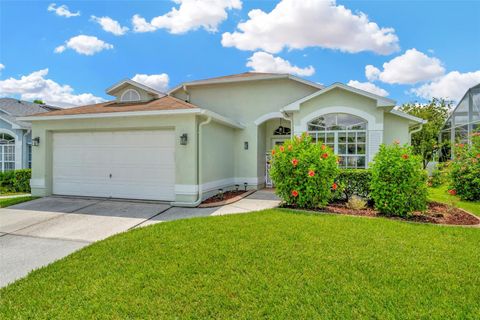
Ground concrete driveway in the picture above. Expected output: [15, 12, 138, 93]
[0, 190, 280, 287]
[0, 197, 171, 287]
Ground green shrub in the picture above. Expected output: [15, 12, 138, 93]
[449, 132, 480, 201]
[337, 169, 371, 200]
[0, 169, 31, 193]
[428, 168, 443, 187]
[346, 195, 367, 210]
[370, 143, 428, 217]
[270, 133, 339, 208]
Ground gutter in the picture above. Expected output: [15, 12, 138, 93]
[172, 116, 212, 207]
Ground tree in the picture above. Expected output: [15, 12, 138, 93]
[33, 99, 45, 104]
[400, 98, 451, 168]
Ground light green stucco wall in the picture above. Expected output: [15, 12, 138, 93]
[30, 114, 197, 201]
[383, 113, 411, 145]
[173, 78, 318, 186]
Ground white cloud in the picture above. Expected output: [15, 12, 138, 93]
[411, 70, 480, 102]
[132, 73, 170, 92]
[47, 3, 80, 18]
[365, 65, 380, 82]
[221, 0, 399, 54]
[0, 63, 4, 71]
[55, 35, 113, 55]
[366, 48, 445, 84]
[131, 14, 157, 32]
[347, 80, 389, 97]
[0, 69, 105, 107]
[246, 52, 315, 77]
[91, 16, 129, 36]
[132, 0, 242, 34]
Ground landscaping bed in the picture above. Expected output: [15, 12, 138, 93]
[283, 200, 480, 226]
[199, 190, 254, 207]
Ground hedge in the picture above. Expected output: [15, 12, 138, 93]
[337, 169, 371, 200]
[0, 169, 31, 193]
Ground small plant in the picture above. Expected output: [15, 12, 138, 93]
[428, 168, 443, 187]
[370, 143, 428, 217]
[346, 195, 367, 210]
[270, 133, 339, 208]
[449, 132, 480, 201]
[337, 169, 371, 200]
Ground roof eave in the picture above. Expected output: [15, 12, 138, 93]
[168, 73, 323, 95]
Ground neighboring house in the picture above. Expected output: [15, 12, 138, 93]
[439, 83, 480, 160]
[0, 98, 59, 172]
[22, 72, 426, 205]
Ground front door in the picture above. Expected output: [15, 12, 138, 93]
[265, 138, 289, 187]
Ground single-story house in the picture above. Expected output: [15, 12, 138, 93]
[22, 72, 425, 205]
[0, 98, 59, 172]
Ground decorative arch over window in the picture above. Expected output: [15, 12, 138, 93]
[120, 89, 141, 102]
[307, 113, 367, 169]
[0, 133, 15, 172]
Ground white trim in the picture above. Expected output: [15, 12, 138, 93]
[298, 106, 382, 132]
[106, 79, 166, 97]
[389, 109, 427, 124]
[19, 109, 245, 129]
[283, 83, 396, 111]
[254, 112, 289, 126]
[168, 73, 323, 94]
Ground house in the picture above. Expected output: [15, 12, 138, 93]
[22, 72, 425, 205]
[0, 98, 59, 172]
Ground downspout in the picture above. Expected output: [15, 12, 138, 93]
[172, 115, 212, 207]
[23, 129, 31, 168]
[409, 123, 423, 141]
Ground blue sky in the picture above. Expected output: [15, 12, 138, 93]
[0, 0, 479, 107]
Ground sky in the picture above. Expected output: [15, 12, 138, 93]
[0, 0, 479, 108]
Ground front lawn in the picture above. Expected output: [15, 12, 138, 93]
[0, 196, 37, 208]
[1, 210, 479, 319]
[429, 185, 480, 216]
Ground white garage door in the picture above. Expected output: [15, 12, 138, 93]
[53, 130, 175, 201]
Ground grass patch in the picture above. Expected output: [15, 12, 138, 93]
[0, 196, 37, 208]
[429, 185, 480, 216]
[1, 210, 479, 319]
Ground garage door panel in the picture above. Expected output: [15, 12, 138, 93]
[53, 130, 175, 201]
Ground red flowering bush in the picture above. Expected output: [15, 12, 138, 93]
[449, 132, 480, 200]
[270, 133, 339, 208]
[370, 143, 427, 217]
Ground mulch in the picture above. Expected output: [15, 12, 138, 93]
[201, 190, 248, 205]
[282, 201, 480, 226]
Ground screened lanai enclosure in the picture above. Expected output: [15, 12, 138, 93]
[440, 84, 480, 160]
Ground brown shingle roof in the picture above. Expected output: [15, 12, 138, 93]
[30, 96, 197, 117]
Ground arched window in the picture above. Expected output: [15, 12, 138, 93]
[0, 133, 15, 172]
[308, 113, 367, 168]
[120, 89, 141, 102]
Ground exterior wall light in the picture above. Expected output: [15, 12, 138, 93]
[244, 182, 248, 191]
[244, 141, 249, 150]
[32, 137, 40, 146]
[180, 133, 188, 145]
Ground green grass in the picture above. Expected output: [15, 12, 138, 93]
[0, 196, 36, 208]
[1, 210, 479, 319]
[429, 185, 480, 216]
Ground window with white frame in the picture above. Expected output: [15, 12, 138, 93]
[120, 89, 141, 102]
[307, 113, 367, 168]
[0, 133, 15, 172]
[27, 143, 32, 169]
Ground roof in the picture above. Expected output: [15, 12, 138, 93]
[282, 82, 397, 111]
[0, 98, 60, 129]
[105, 79, 166, 97]
[168, 72, 324, 94]
[19, 96, 245, 129]
[26, 95, 196, 117]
